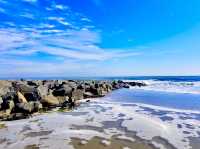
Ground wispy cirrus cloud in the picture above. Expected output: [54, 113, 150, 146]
[0, 0, 140, 77]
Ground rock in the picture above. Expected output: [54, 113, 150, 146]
[6, 113, 29, 121]
[97, 87, 105, 96]
[72, 89, 84, 101]
[67, 81, 77, 89]
[2, 92, 17, 103]
[41, 95, 60, 106]
[0, 97, 3, 109]
[0, 110, 10, 119]
[106, 83, 113, 92]
[52, 84, 73, 97]
[0, 100, 15, 118]
[62, 85, 73, 96]
[7, 100, 15, 112]
[0, 81, 13, 96]
[14, 84, 40, 101]
[101, 140, 111, 146]
[37, 85, 49, 97]
[83, 92, 95, 98]
[127, 81, 146, 87]
[16, 101, 42, 113]
[27, 81, 38, 86]
[17, 91, 28, 103]
[77, 84, 85, 90]
[112, 81, 120, 89]
[80, 140, 88, 145]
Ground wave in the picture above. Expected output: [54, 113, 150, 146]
[125, 79, 200, 94]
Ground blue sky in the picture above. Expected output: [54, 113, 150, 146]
[0, 0, 200, 77]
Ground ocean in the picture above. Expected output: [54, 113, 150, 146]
[3, 76, 200, 110]
[106, 76, 200, 111]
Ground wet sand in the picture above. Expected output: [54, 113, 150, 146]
[0, 97, 200, 149]
[71, 136, 155, 149]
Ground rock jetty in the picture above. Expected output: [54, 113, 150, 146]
[0, 80, 146, 120]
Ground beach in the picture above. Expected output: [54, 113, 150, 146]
[0, 77, 200, 149]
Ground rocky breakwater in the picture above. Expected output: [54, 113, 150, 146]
[0, 80, 146, 120]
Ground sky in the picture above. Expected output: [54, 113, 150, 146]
[0, 0, 200, 77]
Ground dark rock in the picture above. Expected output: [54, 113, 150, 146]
[83, 92, 95, 98]
[14, 84, 40, 101]
[0, 100, 15, 119]
[2, 92, 17, 105]
[5, 113, 29, 121]
[77, 84, 85, 90]
[27, 81, 38, 87]
[127, 82, 146, 87]
[52, 85, 72, 97]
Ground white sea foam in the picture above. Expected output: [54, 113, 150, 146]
[1, 99, 200, 149]
[126, 79, 200, 94]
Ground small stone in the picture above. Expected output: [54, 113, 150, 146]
[101, 140, 111, 146]
[123, 147, 131, 149]
[80, 140, 87, 145]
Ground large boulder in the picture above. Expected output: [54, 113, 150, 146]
[52, 84, 73, 97]
[16, 101, 42, 113]
[72, 89, 84, 101]
[0, 81, 13, 96]
[2, 92, 18, 104]
[37, 85, 50, 96]
[6, 100, 15, 112]
[0, 100, 15, 119]
[41, 95, 60, 106]
[14, 84, 40, 101]
[27, 81, 38, 87]
[17, 91, 28, 103]
[83, 92, 95, 98]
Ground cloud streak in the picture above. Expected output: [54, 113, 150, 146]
[0, 0, 140, 77]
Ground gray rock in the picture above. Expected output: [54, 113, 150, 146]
[0, 81, 13, 96]
[37, 85, 50, 96]
[72, 89, 84, 101]
[14, 83, 40, 101]
[16, 101, 42, 113]
[52, 84, 73, 97]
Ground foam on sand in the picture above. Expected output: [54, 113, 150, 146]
[0, 99, 200, 149]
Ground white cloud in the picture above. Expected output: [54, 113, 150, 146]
[0, 29, 27, 51]
[0, 0, 141, 76]
[54, 4, 68, 10]
[38, 23, 55, 29]
[22, 0, 37, 3]
[48, 17, 71, 26]
[20, 13, 35, 19]
[81, 17, 92, 22]
[0, 27, 140, 61]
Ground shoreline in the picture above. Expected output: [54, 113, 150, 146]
[0, 80, 145, 121]
[1, 94, 199, 149]
[96, 98, 200, 114]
